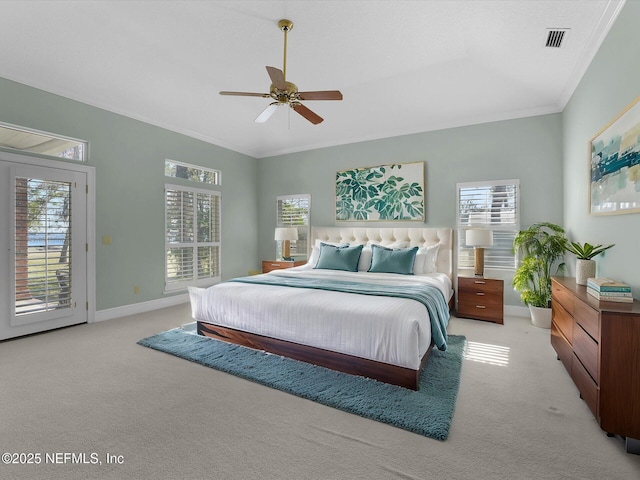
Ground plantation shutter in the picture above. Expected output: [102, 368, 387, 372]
[456, 179, 520, 270]
[14, 177, 72, 315]
[276, 194, 310, 259]
[165, 185, 221, 290]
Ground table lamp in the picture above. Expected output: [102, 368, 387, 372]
[275, 227, 298, 261]
[466, 229, 493, 276]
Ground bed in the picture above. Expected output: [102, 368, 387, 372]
[189, 227, 454, 390]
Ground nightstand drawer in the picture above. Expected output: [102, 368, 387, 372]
[457, 300, 503, 322]
[457, 290, 503, 306]
[262, 260, 306, 273]
[458, 277, 503, 295]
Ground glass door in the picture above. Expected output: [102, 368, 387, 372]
[0, 161, 87, 339]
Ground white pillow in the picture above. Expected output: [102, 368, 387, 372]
[413, 250, 427, 275]
[314, 239, 347, 248]
[357, 247, 373, 271]
[307, 245, 321, 267]
[366, 240, 409, 249]
[421, 244, 441, 273]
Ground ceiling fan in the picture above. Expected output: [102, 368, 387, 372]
[219, 19, 343, 125]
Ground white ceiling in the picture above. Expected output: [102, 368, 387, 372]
[0, 1, 625, 158]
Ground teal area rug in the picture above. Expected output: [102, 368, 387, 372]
[137, 328, 465, 440]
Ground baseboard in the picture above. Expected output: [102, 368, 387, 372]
[94, 294, 189, 322]
[505, 305, 530, 318]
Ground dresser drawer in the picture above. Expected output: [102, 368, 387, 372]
[551, 320, 572, 373]
[573, 323, 599, 383]
[574, 298, 599, 340]
[552, 301, 573, 344]
[572, 353, 598, 417]
[552, 278, 574, 316]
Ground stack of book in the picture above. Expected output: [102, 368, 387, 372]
[586, 277, 633, 303]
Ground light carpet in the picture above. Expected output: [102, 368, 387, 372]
[138, 327, 465, 440]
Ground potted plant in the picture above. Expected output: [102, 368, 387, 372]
[512, 222, 567, 328]
[565, 241, 614, 285]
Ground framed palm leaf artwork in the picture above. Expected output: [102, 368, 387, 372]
[335, 162, 425, 221]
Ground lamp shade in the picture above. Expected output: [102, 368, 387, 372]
[275, 227, 298, 241]
[465, 229, 493, 247]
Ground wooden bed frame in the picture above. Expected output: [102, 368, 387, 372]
[196, 227, 454, 391]
[197, 321, 433, 390]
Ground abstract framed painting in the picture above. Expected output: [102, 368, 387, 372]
[589, 95, 640, 215]
[335, 162, 425, 221]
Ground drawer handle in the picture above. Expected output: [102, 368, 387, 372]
[476, 292, 485, 296]
[270, 263, 281, 266]
[475, 305, 486, 309]
[474, 281, 486, 284]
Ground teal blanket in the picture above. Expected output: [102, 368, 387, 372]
[229, 274, 450, 351]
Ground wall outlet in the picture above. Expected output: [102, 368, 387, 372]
[133, 285, 140, 295]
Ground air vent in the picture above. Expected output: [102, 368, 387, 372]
[546, 29, 569, 48]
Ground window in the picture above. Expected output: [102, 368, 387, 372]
[0, 122, 87, 161]
[276, 194, 310, 260]
[165, 159, 221, 185]
[165, 184, 221, 291]
[14, 177, 72, 316]
[456, 179, 520, 270]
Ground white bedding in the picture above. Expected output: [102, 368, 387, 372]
[189, 266, 453, 370]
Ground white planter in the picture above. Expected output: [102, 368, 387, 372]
[529, 305, 552, 329]
[576, 259, 596, 286]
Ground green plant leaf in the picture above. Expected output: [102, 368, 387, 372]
[566, 241, 614, 259]
[512, 222, 566, 307]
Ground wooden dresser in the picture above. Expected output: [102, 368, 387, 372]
[457, 276, 504, 324]
[551, 276, 640, 453]
[261, 260, 306, 274]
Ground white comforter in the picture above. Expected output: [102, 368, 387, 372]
[189, 266, 453, 370]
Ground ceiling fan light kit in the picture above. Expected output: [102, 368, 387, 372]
[219, 19, 343, 125]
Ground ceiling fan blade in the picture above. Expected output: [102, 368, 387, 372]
[220, 91, 270, 97]
[291, 103, 323, 125]
[266, 66, 286, 90]
[298, 90, 343, 101]
[255, 102, 279, 123]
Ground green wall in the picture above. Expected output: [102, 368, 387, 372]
[258, 113, 564, 306]
[0, 77, 258, 311]
[563, 0, 640, 293]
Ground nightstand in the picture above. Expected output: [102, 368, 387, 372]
[261, 260, 306, 274]
[457, 276, 504, 324]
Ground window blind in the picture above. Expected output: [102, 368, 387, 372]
[165, 184, 221, 290]
[456, 179, 520, 270]
[15, 177, 73, 315]
[276, 194, 310, 259]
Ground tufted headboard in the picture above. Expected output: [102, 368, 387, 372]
[310, 227, 453, 280]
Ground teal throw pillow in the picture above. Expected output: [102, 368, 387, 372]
[314, 243, 363, 272]
[368, 244, 418, 275]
